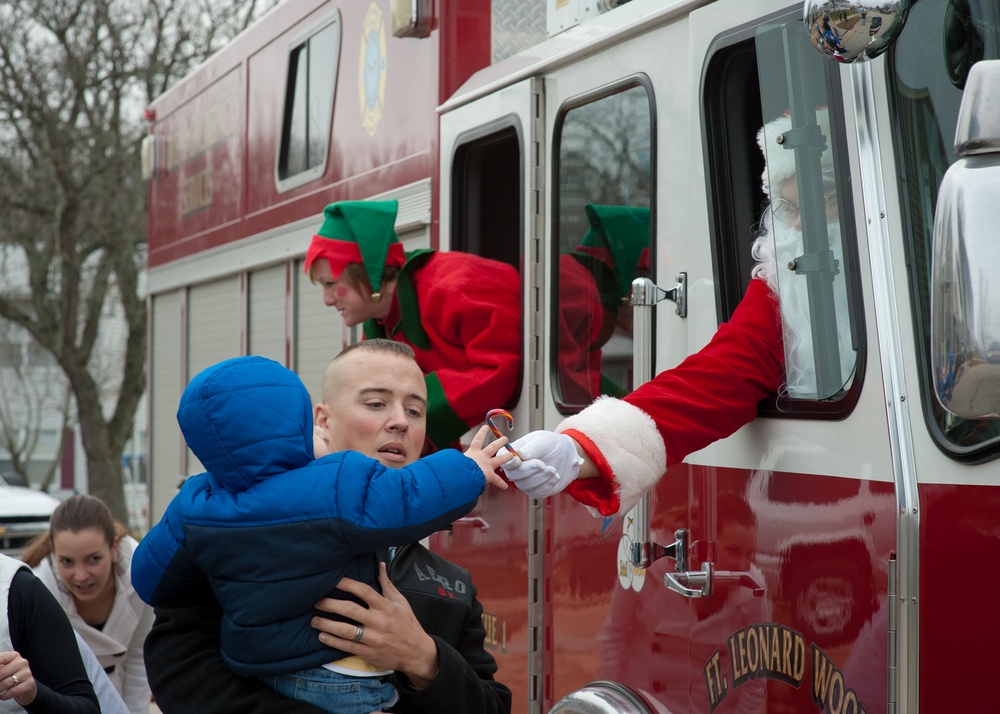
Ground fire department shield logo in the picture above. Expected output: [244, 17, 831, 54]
[358, 3, 387, 138]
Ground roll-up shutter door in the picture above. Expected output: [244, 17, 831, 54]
[187, 276, 240, 475]
[249, 264, 287, 363]
[294, 259, 343, 404]
[149, 291, 182, 523]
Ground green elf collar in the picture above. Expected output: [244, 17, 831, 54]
[363, 249, 435, 350]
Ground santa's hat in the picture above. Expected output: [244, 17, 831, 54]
[572, 204, 651, 308]
[756, 106, 834, 196]
[304, 200, 406, 295]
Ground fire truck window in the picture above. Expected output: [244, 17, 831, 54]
[276, 17, 340, 191]
[552, 81, 654, 412]
[448, 122, 524, 410]
[889, 0, 1000, 455]
[705, 16, 862, 417]
[450, 123, 521, 269]
[755, 22, 858, 401]
[704, 39, 766, 317]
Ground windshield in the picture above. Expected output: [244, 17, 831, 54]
[889, 0, 1000, 455]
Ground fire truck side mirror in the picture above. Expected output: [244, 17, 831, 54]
[803, 0, 909, 63]
[931, 60, 1000, 420]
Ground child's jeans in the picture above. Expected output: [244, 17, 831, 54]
[260, 668, 399, 714]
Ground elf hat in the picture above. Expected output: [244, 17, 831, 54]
[573, 204, 651, 307]
[304, 200, 406, 296]
[756, 105, 834, 196]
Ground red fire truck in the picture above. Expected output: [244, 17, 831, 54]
[142, 0, 1000, 712]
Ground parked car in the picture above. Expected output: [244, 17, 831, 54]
[869, 15, 883, 36]
[0, 473, 60, 555]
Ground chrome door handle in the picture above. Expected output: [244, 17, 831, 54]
[713, 570, 766, 597]
[451, 516, 490, 531]
[663, 564, 766, 599]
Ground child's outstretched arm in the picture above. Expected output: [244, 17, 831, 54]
[464, 425, 513, 490]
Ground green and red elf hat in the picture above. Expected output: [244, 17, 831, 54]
[304, 200, 407, 301]
[572, 203, 651, 309]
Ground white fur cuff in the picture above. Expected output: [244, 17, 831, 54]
[557, 396, 666, 515]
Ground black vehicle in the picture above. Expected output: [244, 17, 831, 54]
[869, 15, 883, 35]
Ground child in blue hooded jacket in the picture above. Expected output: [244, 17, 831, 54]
[131, 350, 511, 713]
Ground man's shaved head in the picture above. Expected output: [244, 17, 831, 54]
[316, 339, 427, 467]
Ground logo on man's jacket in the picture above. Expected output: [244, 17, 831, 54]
[413, 562, 467, 599]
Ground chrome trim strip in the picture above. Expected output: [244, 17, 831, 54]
[850, 60, 919, 713]
[526, 76, 547, 714]
[887, 556, 897, 714]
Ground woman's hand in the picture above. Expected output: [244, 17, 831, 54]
[0, 651, 37, 707]
[312, 562, 440, 688]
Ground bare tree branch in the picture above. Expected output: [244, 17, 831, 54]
[0, 0, 277, 519]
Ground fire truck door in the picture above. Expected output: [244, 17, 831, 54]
[434, 76, 543, 713]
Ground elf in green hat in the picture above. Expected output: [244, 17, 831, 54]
[557, 204, 651, 406]
[305, 199, 521, 450]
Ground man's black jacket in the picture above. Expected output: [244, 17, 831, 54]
[143, 541, 512, 714]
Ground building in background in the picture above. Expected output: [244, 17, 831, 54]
[0, 248, 147, 530]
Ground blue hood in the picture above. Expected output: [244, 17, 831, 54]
[177, 356, 314, 492]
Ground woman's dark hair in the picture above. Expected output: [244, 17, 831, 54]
[21, 494, 125, 568]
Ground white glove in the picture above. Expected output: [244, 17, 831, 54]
[504, 431, 584, 499]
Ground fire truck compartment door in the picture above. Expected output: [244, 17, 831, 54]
[436, 75, 542, 713]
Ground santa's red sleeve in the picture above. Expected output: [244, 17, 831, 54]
[559, 278, 785, 516]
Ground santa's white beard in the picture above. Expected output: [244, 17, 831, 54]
[751, 215, 856, 398]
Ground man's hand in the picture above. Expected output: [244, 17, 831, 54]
[503, 431, 584, 499]
[313, 563, 440, 688]
[313, 424, 330, 458]
[464, 425, 512, 490]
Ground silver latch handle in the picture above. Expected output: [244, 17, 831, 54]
[664, 561, 714, 598]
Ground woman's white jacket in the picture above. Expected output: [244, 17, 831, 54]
[34, 535, 153, 714]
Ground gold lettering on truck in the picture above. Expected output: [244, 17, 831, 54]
[704, 624, 869, 713]
[180, 167, 213, 217]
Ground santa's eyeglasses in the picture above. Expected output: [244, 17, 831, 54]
[771, 190, 837, 224]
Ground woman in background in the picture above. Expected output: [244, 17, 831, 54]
[22, 495, 153, 714]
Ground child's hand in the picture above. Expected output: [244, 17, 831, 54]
[464, 425, 513, 490]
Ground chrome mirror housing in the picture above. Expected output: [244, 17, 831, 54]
[932, 60, 1000, 419]
[549, 682, 653, 714]
[803, 0, 910, 63]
